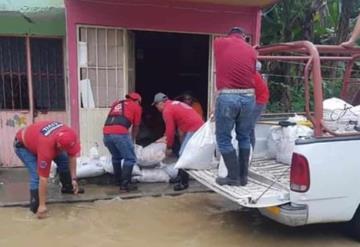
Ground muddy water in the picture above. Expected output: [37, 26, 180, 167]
[0, 193, 358, 247]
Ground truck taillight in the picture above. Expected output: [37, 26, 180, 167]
[290, 153, 310, 192]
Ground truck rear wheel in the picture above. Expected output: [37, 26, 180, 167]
[348, 206, 360, 241]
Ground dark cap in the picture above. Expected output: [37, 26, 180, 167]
[228, 27, 246, 35]
[152, 92, 168, 105]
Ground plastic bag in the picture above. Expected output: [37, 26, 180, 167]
[135, 142, 166, 167]
[175, 121, 217, 170]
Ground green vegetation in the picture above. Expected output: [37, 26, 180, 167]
[261, 0, 360, 112]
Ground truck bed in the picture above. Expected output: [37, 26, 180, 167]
[187, 158, 290, 208]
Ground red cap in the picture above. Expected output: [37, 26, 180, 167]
[126, 92, 142, 102]
[56, 130, 80, 156]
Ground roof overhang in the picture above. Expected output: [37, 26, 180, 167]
[181, 0, 279, 7]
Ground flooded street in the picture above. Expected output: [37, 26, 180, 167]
[0, 193, 358, 247]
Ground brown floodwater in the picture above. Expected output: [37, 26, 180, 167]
[0, 193, 358, 247]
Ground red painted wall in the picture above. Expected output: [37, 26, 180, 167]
[65, 0, 261, 134]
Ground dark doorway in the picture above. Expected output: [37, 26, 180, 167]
[134, 31, 209, 145]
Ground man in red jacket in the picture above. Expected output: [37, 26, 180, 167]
[14, 121, 83, 219]
[103, 92, 142, 192]
[153, 92, 204, 191]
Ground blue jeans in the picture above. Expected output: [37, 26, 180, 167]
[249, 103, 266, 148]
[14, 146, 70, 190]
[103, 134, 136, 169]
[215, 93, 255, 154]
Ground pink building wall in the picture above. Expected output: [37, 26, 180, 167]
[65, 0, 262, 134]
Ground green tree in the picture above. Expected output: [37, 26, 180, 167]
[261, 0, 360, 112]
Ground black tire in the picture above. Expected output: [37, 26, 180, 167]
[347, 206, 360, 241]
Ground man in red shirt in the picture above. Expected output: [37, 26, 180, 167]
[250, 61, 270, 149]
[103, 92, 142, 192]
[14, 121, 83, 219]
[214, 27, 256, 187]
[153, 92, 204, 191]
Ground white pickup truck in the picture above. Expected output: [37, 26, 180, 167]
[188, 42, 360, 240]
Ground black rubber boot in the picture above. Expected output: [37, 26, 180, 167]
[173, 169, 189, 191]
[120, 165, 137, 192]
[59, 171, 85, 194]
[239, 148, 251, 186]
[29, 189, 39, 214]
[169, 174, 181, 184]
[216, 150, 240, 186]
[112, 162, 122, 186]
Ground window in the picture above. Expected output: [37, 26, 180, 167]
[31, 38, 65, 111]
[0, 37, 29, 110]
[78, 27, 125, 108]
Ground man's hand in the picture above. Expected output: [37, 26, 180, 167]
[36, 205, 48, 219]
[166, 148, 173, 157]
[72, 179, 79, 194]
[155, 136, 167, 144]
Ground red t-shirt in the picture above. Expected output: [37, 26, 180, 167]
[103, 99, 142, 135]
[214, 35, 257, 90]
[254, 72, 269, 104]
[162, 100, 204, 148]
[15, 121, 80, 178]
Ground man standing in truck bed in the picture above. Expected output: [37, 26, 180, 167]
[214, 27, 256, 186]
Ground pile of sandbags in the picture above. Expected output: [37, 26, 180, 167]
[131, 138, 178, 182]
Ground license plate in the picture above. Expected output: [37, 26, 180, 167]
[266, 206, 280, 216]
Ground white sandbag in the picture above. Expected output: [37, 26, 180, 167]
[132, 165, 142, 176]
[160, 162, 178, 179]
[101, 156, 141, 176]
[100, 156, 112, 174]
[132, 168, 170, 183]
[267, 126, 282, 159]
[135, 142, 166, 167]
[276, 125, 313, 165]
[175, 121, 217, 170]
[76, 157, 105, 178]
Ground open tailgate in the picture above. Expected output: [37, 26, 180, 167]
[187, 158, 290, 208]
